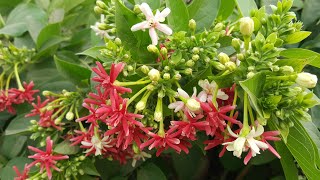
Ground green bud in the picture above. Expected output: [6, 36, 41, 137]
[217, 52, 230, 64]
[127, 65, 134, 72]
[148, 69, 161, 81]
[30, 119, 38, 124]
[225, 61, 237, 71]
[163, 73, 171, 80]
[211, 61, 225, 71]
[94, 6, 104, 14]
[214, 23, 224, 32]
[136, 101, 146, 111]
[192, 47, 200, 54]
[141, 65, 149, 74]
[271, 66, 280, 72]
[147, 45, 159, 54]
[174, 73, 182, 80]
[239, 17, 254, 36]
[185, 68, 193, 75]
[42, 90, 51, 96]
[192, 54, 200, 61]
[54, 117, 62, 125]
[79, 169, 85, 175]
[160, 47, 167, 56]
[114, 38, 122, 45]
[232, 38, 241, 52]
[96, 1, 107, 10]
[98, 23, 110, 30]
[280, 66, 294, 74]
[133, 5, 142, 14]
[189, 19, 196, 31]
[237, 53, 245, 61]
[66, 112, 74, 121]
[164, 66, 170, 71]
[248, 66, 255, 71]
[186, 60, 195, 67]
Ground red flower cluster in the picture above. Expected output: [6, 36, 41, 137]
[0, 81, 38, 114]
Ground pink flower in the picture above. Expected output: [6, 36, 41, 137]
[140, 126, 189, 156]
[92, 62, 131, 95]
[0, 91, 15, 114]
[9, 81, 39, 104]
[13, 164, 30, 180]
[197, 79, 229, 102]
[27, 137, 69, 180]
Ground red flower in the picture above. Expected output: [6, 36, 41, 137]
[140, 126, 189, 156]
[92, 62, 131, 95]
[261, 130, 281, 159]
[26, 96, 50, 117]
[13, 164, 30, 180]
[217, 84, 235, 106]
[70, 129, 93, 146]
[0, 91, 15, 114]
[9, 81, 39, 104]
[201, 100, 240, 136]
[170, 113, 208, 141]
[27, 137, 69, 180]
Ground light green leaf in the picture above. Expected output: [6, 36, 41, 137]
[284, 31, 311, 45]
[137, 163, 166, 180]
[54, 140, 80, 155]
[235, 0, 257, 17]
[54, 56, 91, 86]
[134, 0, 160, 9]
[165, 0, 189, 32]
[77, 46, 105, 60]
[275, 57, 317, 72]
[239, 72, 266, 124]
[280, 48, 320, 68]
[217, 0, 236, 20]
[187, 0, 220, 32]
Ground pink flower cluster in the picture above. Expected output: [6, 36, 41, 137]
[0, 81, 38, 114]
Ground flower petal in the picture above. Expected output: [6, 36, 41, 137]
[156, 23, 172, 35]
[131, 21, 149, 31]
[140, 3, 153, 20]
[177, 88, 189, 98]
[234, 137, 246, 152]
[247, 138, 260, 154]
[149, 27, 158, 45]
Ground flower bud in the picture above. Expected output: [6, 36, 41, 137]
[141, 65, 149, 74]
[239, 17, 254, 36]
[185, 68, 193, 75]
[214, 23, 224, 32]
[280, 65, 294, 74]
[237, 53, 245, 61]
[164, 66, 170, 71]
[192, 54, 200, 61]
[66, 112, 74, 121]
[232, 38, 241, 52]
[147, 45, 159, 54]
[133, 5, 142, 14]
[186, 99, 200, 112]
[160, 47, 167, 56]
[163, 73, 170, 80]
[192, 47, 200, 54]
[247, 72, 255, 79]
[211, 61, 225, 71]
[295, 72, 318, 88]
[94, 6, 104, 14]
[148, 69, 160, 81]
[30, 119, 38, 125]
[154, 111, 163, 122]
[217, 52, 230, 64]
[225, 61, 237, 71]
[114, 38, 122, 45]
[189, 19, 196, 31]
[136, 101, 146, 111]
[42, 90, 51, 96]
[174, 73, 181, 80]
[186, 60, 195, 67]
[96, 0, 107, 10]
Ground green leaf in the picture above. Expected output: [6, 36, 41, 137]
[275, 57, 317, 72]
[80, 159, 100, 176]
[54, 140, 80, 155]
[0, 157, 32, 180]
[280, 48, 320, 68]
[77, 46, 105, 60]
[0, 135, 27, 159]
[187, 0, 220, 31]
[54, 55, 91, 86]
[4, 113, 33, 135]
[235, 0, 257, 17]
[284, 31, 311, 45]
[37, 23, 61, 49]
[134, 0, 160, 9]
[301, 0, 320, 28]
[137, 163, 166, 180]
[239, 72, 266, 124]
[0, 4, 47, 36]
[165, 0, 189, 32]
[217, 0, 236, 20]
[273, 141, 299, 180]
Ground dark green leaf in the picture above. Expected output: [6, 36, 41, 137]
[81, 159, 100, 176]
[188, 0, 220, 31]
[0, 135, 27, 159]
[165, 0, 189, 32]
[137, 163, 166, 180]
[301, 0, 320, 28]
[54, 140, 80, 155]
[54, 56, 91, 86]
[37, 23, 61, 49]
[0, 157, 32, 180]
[4, 113, 33, 135]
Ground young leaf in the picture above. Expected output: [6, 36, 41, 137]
[165, 0, 189, 32]
[187, 0, 220, 31]
[235, 0, 257, 17]
[284, 31, 311, 45]
[54, 56, 91, 86]
[137, 163, 166, 180]
[77, 46, 105, 60]
[217, 0, 236, 21]
[280, 48, 320, 68]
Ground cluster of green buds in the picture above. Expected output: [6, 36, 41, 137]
[92, 0, 116, 39]
[56, 156, 87, 180]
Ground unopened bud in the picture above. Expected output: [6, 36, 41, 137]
[133, 5, 142, 14]
[296, 72, 318, 88]
[160, 47, 167, 56]
[174, 73, 181, 80]
[192, 54, 200, 61]
[127, 65, 134, 72]
[186, 60, 195, 67]
[163, 73, 170, 80]
[218, 52, 230, 64]
[94, 6, 104, 14]
[136, 101, 146, 111]
[247, 72, 255, 79]
[96, 1, 107, 10]
[192, 47, 200, 54]
[225, 61, 237, 71]
[280, 65, 294, 74]
[214, 23, 224, 32]
[185, 68, 193, 75]
[186, 99, 200, 112]
[54, 118, 62, 124]
[147, 45, 159, 54]
[30, 120, 38, 124]
[114, 38, 122, 45]
[66, 112, 74, 120]
[189, 19, 196, 31]
[148, 69, 160, 81]
[42, 90, 51, 96]
[154, 111, 163, 122]
[211, 61, 225, 71]
[141, 65, 149, 74]
[237, 53, 245, 61]
[239, 17, 254, 36]
[232, 38, 241, 52]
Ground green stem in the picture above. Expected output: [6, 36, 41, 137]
[229, 87, 238, 118]
[244, 36, 250, 51]
[127, 85, 148, 107]
[267, 75, 296, 81]
[248, 100, 255, 125]
[243, 92, 249, 129]
[5, 71, 14, 95]
[114, 80, 151, 86]
[14, 63, 24, 90]
[0, 72, 5, 90]
[75, 101, 86, 132]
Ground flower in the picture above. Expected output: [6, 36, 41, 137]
[81, 135, 115, 156]
[8, 81, 39, 104]
[223, 124, 268, 161]
[13, 164, 30, 180]
[131, 3, 172, 45]
[27, 137, 69, 180]
[168, 88, 201, 117]
[91, 14, 115, 39]
[198, 79, 229, 102]
[239, 17, 254, 36]
[295, 72, 318, 88]
[0, 91, 15, 114]
[132, 151, 152, 167]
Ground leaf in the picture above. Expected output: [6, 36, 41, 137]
[0, 4, 47, 37]
[235, 0, 257, 17]
[0, 157, 32, 180]
[239, 72, 266, 124]
[0, 135, 27, 159]
[80, 159, 100, 176]
[274, 57, 317, 72]
[137, 163, 166, 180]
[26, 14, 47, 43]
[301, 0, 320, 28]
[280, 48, 320, 68]
[165, 0, 189, 32]
[4, 113, 33, 135]
[77, 46, 105, 60]
[37, 23, 61, 49]
[217, 0, 236, 20]
[54, 140, 80, 155]
[284, 31, 311, 45]
[54, 56, 91, 86]
[134, 0, 160, 9]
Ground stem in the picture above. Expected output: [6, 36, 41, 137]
[175, 81, 181, 88]
[5, 71, 14, 95]
[114, 80, 151, 86]
[229, 87, 238, 118]
[243, 92, 249, 129]
[212, 84, 219, 108]
[14, 63, 24, 90]
[248, 101, 255, 125]
[0, 72, 5, 90]
[244, 36, 250, 51]
[75, 101, 86, 132]
[267, 75, 296, 81]
[127, 85, 148, 107]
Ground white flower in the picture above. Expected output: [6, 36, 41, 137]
[168, 87, 200, 117]
[223, 124, 268, 158]
[81, 136, 113, 156]
[90, 15, 115, 39]
[131, 3, 172, 45]
[296, 72, 318, 88]
[197, 79, 229, 102]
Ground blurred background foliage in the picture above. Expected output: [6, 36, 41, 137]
[0, 0, 319, 179]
